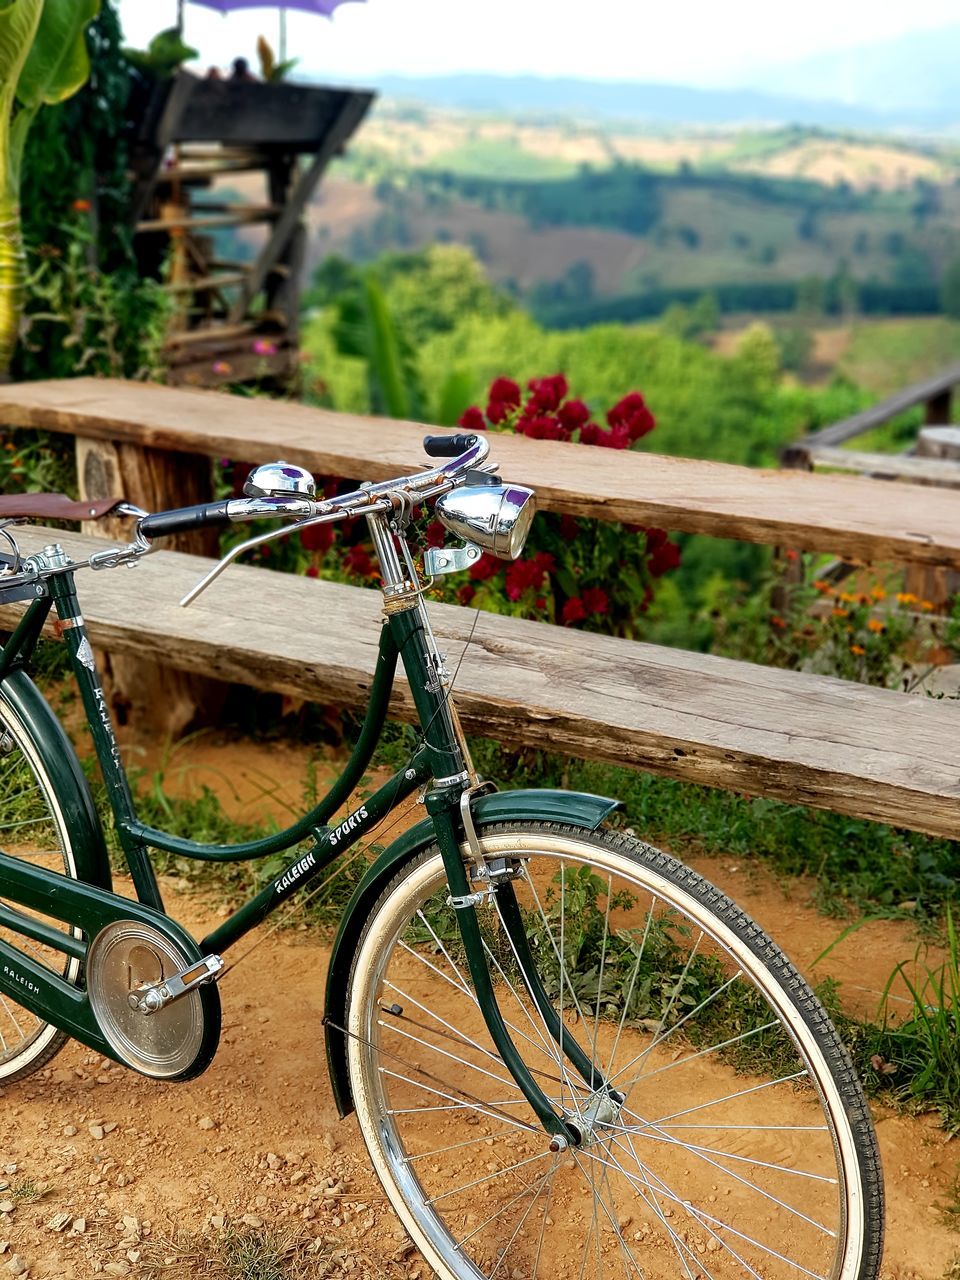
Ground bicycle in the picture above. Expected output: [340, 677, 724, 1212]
[0, 430, 883, 1279]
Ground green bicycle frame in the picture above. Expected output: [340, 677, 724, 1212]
[0, 536, 610, 1145]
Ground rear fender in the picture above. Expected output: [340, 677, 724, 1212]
[323, 788, 620, 1117]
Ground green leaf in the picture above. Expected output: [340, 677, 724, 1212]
[16, 0, 99, 109]
[0, 0, 42, 92]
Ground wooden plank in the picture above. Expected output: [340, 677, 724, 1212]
[161, 273, 247, 295]
[4, 379, 960, 568]
[135, 208, 280, 233]
[2, 527, 960, 839]
[787, 362, 960, 453]
[163, 322, 259, 349]
[809, 445, 960, 488]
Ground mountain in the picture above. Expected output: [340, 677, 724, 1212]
[745, 25, 960, 121]
[368, 73, 953, 131]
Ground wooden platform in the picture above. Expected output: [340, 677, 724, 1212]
[4, 379, 960, 568]
[3, 527, 959, 840]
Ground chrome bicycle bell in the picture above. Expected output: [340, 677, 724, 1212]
[243, 461, 316, 499]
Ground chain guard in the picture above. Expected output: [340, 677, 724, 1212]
[86, 920, 220, 1081]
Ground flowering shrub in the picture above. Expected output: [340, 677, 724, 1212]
[709, 552, 948, 690]
[447, 375, 681, 635]
[221, 374, 681, 640]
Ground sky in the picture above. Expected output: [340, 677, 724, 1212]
[116, 0, 960, 87]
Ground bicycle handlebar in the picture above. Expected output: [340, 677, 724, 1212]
[137, 433, 491, 543]
[422, 433, 479, 458]
[137, 499, 234, 540]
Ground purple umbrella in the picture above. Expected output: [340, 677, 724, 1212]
[181, 0, 366, 60]
[187, 0, 362, 11]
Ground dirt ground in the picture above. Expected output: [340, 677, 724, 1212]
[1, 732, 958, 1279]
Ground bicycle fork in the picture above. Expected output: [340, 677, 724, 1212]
[426, 789, 621, 1150]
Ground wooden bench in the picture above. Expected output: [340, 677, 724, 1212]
[3, 378, 960, 568]
[2, 526, 959, 841]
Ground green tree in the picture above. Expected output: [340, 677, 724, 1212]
[0, 0, 99, 375]
[332, 270, 426, 421]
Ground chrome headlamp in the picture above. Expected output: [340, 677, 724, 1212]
[434, 484, 536, 561]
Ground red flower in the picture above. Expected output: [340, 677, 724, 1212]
[504, 552, 554, 601]
[534, 596, 546, 609]
[562, 597, 587, 625]
[645, 526, 668, 552]
[517, 414, 563, 441]
[525, 374, 568, 413]
[601, 425, 631, 450]
[469, 553, 501, 582]
[344, 545, 376, 578]
[426, 520, 446, 549]
[578, 422, 605, 447]
[305, 566, 319, 579]
[608, 392, 656, 442]
[458, 406, 487, 432]
[558, 399, 590, 433]
[457, 584, 476, 606]
[301, 522, 334, 554]
[648, 539, 681, 578]
[558, 515, 580, 541]
[581, 586, 609, 616]
[486, 398, 513, 426]
[488, 377, 521, 408]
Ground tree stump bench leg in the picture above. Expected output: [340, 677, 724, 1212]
[76, 436, 227, 739]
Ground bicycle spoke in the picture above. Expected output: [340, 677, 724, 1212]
[423, 1150, 551, 1208]
[651, 1071, 810, 1125]
[613, 1105, 836, 1234]
[346, 836, 874, 1280]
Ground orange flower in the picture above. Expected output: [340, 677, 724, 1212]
[831, 607, 848, 618]
[785, 549, 798, 562]
[840, 591, 857, 603]
[72, 198, 91, 213]
[770, 614, 787, 630]
[896, 592, 918, 606]
[921, 600, 936, 612]
[867, 618, 885, 633]
[870, 585, 886, 601]
[850, 644, 866, 656]
[812, 579, 833, 594]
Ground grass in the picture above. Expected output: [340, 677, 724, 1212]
[8, 1178, 47, 1204]
[136, 1222, 393, 1280]
[837, 316, 960, 401]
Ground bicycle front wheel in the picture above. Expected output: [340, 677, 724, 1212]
[0, 687, 82, 1082]
[346, 822, 883, 1280]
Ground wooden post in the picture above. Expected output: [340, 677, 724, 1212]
[76, 436, 227, 738]
[903, 426, 960, 617]
[925, 387, 953, 426]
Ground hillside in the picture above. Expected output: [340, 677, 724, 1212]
[299, 113, 960, 323]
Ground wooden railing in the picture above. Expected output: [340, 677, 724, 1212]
[1, 377, 960, 838]
[782, 361, 960, 477]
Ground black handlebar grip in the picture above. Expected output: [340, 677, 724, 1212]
[422, 433, 478, 457]
[139, 499, 233, 540]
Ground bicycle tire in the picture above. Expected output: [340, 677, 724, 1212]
[0, 686, 82, 1082]
[346, 821, 883, 1280]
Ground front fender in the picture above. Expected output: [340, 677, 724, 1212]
[323, 788, 620, 1117]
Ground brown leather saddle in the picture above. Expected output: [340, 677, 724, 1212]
[0, 494, 125, 521]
